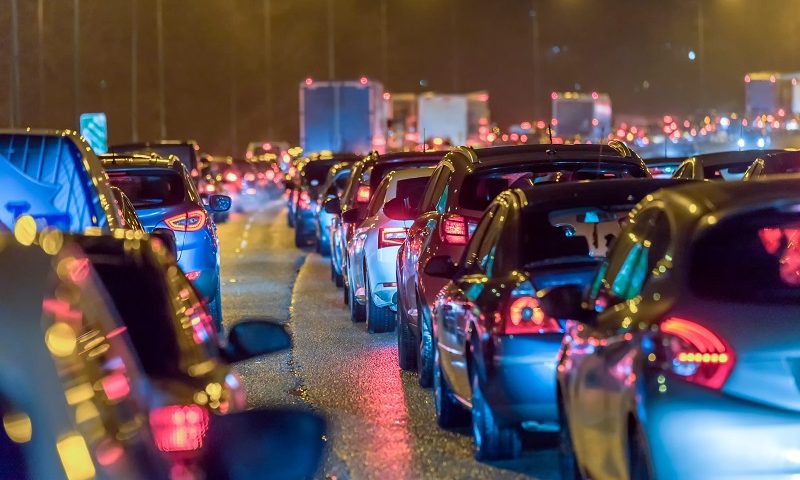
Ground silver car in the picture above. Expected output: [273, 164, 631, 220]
[346, 167, 435, 333]
[541, 178, 800, 480]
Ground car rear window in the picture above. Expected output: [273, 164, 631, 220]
[703, 162, 751, 180]
[691, 210, 800, 303]
[764, 151, 800, 175]
[107, 171, 186, 208]
[459, 162, 638, 211]
[111, 144, 197, 173]
[303, 160, 340, 186]
[368, 174, 431, 217]
[370, 160, 440, 191]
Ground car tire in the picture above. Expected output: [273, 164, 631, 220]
[627, 419, 653, 480]
[417, 296, 434, 388]
[366, 278, 395, 333]
[434, 348, 470, 429]
[343, 277, 350, 305]
[208, 280, 224, 335]
[397, 315, 417, 371]
[349, 280, 366, 323]
[294, 227, 309, 248]
[559, 394, 584, 480]
[319, 237, 331, 257]
[471, 365, 521, 461]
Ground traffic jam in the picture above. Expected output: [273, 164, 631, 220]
[3, 2, 800, 479]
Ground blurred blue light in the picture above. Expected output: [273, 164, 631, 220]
[688, 50, 696, 61]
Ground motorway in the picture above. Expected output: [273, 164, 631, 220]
[216, 197, 560, 480]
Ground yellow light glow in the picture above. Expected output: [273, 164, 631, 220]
[3, 412, 32, 443]
[40, 229, 64, 255]
[46, 322, 77, 357]
[56, 432, 95, 480]
[65, 383, 95, 405]
[75, 401, 100, 424]
[14, 215, 37, 246]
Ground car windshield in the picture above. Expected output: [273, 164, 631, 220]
[520, 205, 631, 265]
[691, 210, 800, 303]
[460, 162, 638, 211]
[107, 170, 186, 208]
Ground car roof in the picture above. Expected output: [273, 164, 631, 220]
[381, 165, 436, 182]
[373, 150, 448, 165]
[686, 149, 782, 167]
[513, 179, 689, 213]
[454, 142, 647, 171]
[111, 140, 198, 148]
[99, 153, 179, 170]
[654, 176, 800, 219]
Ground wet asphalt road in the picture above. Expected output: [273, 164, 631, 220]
[216, 197, 560, 480]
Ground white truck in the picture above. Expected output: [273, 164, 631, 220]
[551, 92, 612, 142]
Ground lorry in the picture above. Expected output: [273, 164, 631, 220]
[299, 78, 387, 154]
[551, 92, 612, 142]
[744, 71, 800, 118]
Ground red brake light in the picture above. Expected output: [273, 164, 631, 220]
[660, 317, 734, 390]
[379, 227, 407, 248]
[185, 270, 201, 281]
[356, 185, 371, 203]
[298, 191, 312, 209]
[149, 405, 209, 452]
[203, 184, 216, 194]
[442, 215, 468, 245]
[244, 172, 256, 182]
[502, 296, 562, 335]
[165, 210, 207, 232]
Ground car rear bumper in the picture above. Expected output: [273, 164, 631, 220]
[176, 231, 219, 299]
[482, 334, 562, 426]
[643, 376, 800, 479]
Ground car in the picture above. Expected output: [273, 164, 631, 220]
[538, 177, 800, 480]
[109, 140, 203, 184]
[742, 150, 800, 180]
[0, 129, 129, 233]
[325, 150, 447, 306]
[100, 153, 232, 332]
[396, 141, 650, 387]
[425, 179, 685, 460]
[318, 161, 354, 260]
[345, 167, 435, 333]
[672, 149, 781, 180]
[0, 232, 325, 479]
[292, 153, 361, 247]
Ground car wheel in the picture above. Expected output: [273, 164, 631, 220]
[294, 227, 309, 248]
[627, 419, 653, 480]
[397, 313, 417, 371]
[434, 348, 470, 429]
[417, 296, 434, 388]
[471, 365, 521, 461]
[349, 280, 366, 323]
[366, 281, 396, 333]
[208, 279, 224, 335]
[559, 394, 584, 480]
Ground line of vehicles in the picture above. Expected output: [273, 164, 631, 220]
[0, 129, 323, 479]
[285, 139, 800, 479]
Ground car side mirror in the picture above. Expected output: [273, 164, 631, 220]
[537, 284, 596, 324]
[424, 255, 458, 278]
[323, 196, 341, 214]
[383, 197, 418, 221]
[202, 408, 325, 480]
[223, 319, 291, 362]
[150, 228, 177, 257]
[208, 194, 232, 212]
[341, 207, 366, 224]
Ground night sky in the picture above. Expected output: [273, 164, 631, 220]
[1, 0, 799, 154]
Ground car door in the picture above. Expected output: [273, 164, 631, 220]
[570, 208, 671, 475]
[351, 178, 389, 296]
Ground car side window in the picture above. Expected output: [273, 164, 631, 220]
[419, 167, 444, 213]
[460, 204, 506, 277]
[591, 208, 670, 310]
[367, 176, 390, 217]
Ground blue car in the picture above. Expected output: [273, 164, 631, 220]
[101, 153, 231, 331]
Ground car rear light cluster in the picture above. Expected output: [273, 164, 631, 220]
[501, 295, 562, 335]
[149, 405, 209, 452]
[658, 317, 735, 390]
[203, 184, 216, 194]
[298, 191, 312, 210]
[185, 270, 201, 281]
[165, 209, 207, 232]
[378, 227, 407, 248]
[356, 185, 371, 203]
[441, 215, 477, 245]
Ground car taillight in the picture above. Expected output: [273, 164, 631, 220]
[299, 191, 312, 209]
[244, 172, 256, 182]
[501, 296, 562, 335]
[356, 185, 371, 203]
[149, 405, 209, 452]
[659, 317, 734, 390]
[224, 171, 239, 183]
[165, 210, 207, 232]
[379, 227, 407, 248]
[441, 215, 478, 245]
[203, 184, 216, 194]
